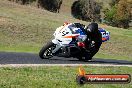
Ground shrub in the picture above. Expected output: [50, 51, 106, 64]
[104, 0, 131, 28]
[37, 0, 62, 13]
[8, 0, 36, 5]
[71, 0, 101, 22]
[114, 0, 131, 28]
[104, 6, 117, 26]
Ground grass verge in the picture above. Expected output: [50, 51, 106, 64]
[0, 66, 132, 88]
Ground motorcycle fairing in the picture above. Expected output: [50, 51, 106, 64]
[52, 23, 87, 45]
[99, 28, 110, 42]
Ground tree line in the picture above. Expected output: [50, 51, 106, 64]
[8, 0, 62, 13]
[8, 0, 132, 29]
[103, 0, 131, 28]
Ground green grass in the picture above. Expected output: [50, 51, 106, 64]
[0, 66, 132, 88]
[94, 26, 132, 61]
[0, 0, 132, 61]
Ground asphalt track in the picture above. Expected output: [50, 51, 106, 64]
[0, 52, 132, 67]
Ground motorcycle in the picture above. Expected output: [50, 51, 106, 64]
[39, 23, 110, 61]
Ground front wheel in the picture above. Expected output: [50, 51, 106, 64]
[39, 42, 55, 59]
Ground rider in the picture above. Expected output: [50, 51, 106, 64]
[68, 22, 102, 60]
[84, 23, 102, 60]
[58, 22, 102, 60]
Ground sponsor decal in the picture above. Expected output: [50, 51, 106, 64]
[76, 66, 131, 84]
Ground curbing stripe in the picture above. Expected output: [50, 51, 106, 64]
[0, 64, 132, 67]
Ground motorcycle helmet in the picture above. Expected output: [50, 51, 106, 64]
[85, 23, 98, 33]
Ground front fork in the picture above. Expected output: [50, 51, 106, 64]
[51, 39, 61, 54]
[52, 45, 61, 54]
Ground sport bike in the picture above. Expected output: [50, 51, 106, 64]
[39, 23, 110, 61]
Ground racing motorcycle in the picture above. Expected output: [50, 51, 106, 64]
[39, 23, 110, 61]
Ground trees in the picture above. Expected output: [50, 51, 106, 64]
[71, 0, 101, 22]
[104, 6, 117, 26]
[37, 0, 62, 13]
[71, 1, 83, 20]
[8, 0, 63, 13]
[114, 0, 131, 28]
[8, 0, 36, 5]
[104, 0, 131, 28]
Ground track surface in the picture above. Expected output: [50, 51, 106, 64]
[0, 52, 132, 67]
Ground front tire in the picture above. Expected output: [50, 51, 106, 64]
[39, 42, 55, 59]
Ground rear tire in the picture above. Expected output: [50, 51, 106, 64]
[39, 42, 55, 59]
[84, 55, 92, 61]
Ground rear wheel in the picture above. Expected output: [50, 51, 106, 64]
[84, 55, 92, 61]
[39, 42, 55, 59]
